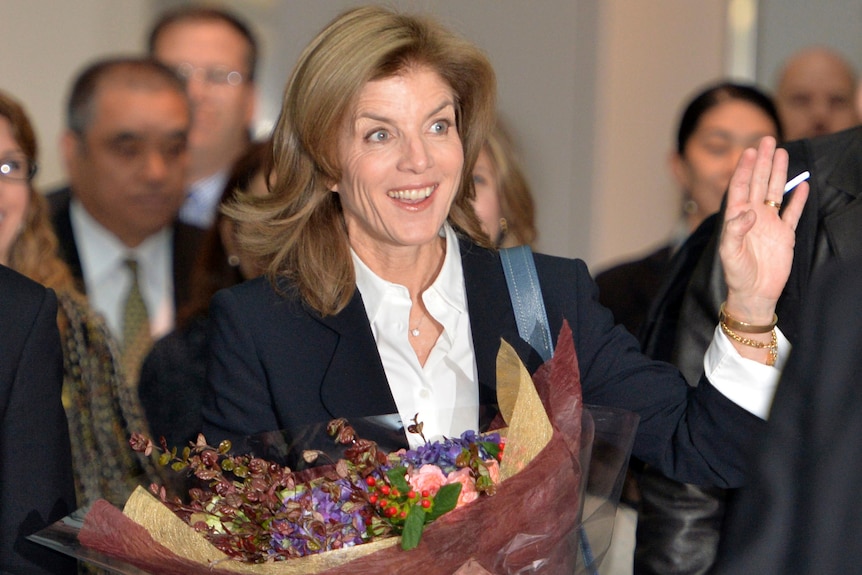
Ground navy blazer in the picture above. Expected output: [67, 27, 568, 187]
[0, 265, 76, 574]
[203, 238, 761, 487]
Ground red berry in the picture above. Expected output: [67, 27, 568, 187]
[369, 494, 378, 504]
[379, 499, 388, 508]
[421, 499, 431, 509]
[366, 476, 376, 487]
[380, 485, 391, 495]
[421, 490, 430, 498]
[387, 506, 398, 517]
[399, 510, 407, 519]
[407, 490, 416, 499]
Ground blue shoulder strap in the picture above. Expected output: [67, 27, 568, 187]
[499, 245, 554, 361]
[499, 244, 599, 575]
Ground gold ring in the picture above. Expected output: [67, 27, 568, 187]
[763, 199, 782, 209]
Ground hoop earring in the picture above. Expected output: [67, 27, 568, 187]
[227, 255, 240, 267]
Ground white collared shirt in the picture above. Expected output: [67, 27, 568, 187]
[70, 199, 174, 341]
[178, 169, 228, 229]
[353, 225, 479, 448]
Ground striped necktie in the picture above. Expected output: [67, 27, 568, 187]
[121, 258, 153, 387]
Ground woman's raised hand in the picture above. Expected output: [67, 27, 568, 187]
[719, 136, 809, 324]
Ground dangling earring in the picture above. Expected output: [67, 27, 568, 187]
[499, 217, 509, 235]
[227, 255, 240, 267]
[683, 198, 698, 216]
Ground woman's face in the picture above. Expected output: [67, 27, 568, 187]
[672, 99, 778, 221]
[332, 66, 464, 257]
[0, 116, 30, 265]
[471, 147, 503, 244]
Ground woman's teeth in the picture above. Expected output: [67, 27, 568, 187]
[387, 186, 434, 200]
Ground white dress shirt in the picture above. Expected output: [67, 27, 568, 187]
[352, 224, 788, 448]
[70, 199, 175, 341]
[353, 225, 479, 448]
[178, 169, 228, 229]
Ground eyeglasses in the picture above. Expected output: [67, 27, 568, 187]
[0, 154, 37, 182]
[172, 63, 245, 87]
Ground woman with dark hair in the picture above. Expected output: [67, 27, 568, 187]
[596, 81, 783, 336]
[0, 89, 157, 515]
[596, 82, 784, 575]
[139, 140, 269, 448]
[201, 2, 807, 515]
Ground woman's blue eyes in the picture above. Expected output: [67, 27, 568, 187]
[367, 130, 389, 142]
[431, 120, 449, 134]
[365, 120, 450, 142]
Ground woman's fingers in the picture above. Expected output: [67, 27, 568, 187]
[727, 136, 784, 208]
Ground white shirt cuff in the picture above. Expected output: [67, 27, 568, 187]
[704, 325, 791, 419]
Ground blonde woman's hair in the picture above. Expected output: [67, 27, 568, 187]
[228, 5, 496, 316]
[483, 119, 537, 247]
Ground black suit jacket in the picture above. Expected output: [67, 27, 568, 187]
[713, 257, 862, 574]
[203, 238, 763, 488]
[47, 186, 204, 311]
[0, 265, 76, 575]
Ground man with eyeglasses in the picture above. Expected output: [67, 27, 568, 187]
[148, 6, 259, 230]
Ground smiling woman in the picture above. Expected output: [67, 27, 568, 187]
[203, 5, 807, 509]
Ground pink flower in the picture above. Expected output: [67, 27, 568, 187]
[485, 459, 500, 485]
[445, 468, 478, 507]
[408, 464, 447, 496]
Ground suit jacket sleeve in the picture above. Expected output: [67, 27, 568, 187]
[202, 287, 282, 448]
[0, 275, 76, 575]
[536, 254, 762, 487]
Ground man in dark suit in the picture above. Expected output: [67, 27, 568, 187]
[633, 125, 862, 574]
[713, 256, 862, 574]
[50, 57, 204, 385]
[0, 265, 76, 575]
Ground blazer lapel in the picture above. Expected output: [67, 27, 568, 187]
[315, 291, 399, 421]
[819, 133, 862, 261]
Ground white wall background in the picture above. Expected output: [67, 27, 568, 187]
[3, 1, 857, 271]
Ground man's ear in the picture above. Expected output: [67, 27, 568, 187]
[60, 130, 82, 174]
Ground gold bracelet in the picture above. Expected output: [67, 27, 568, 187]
[719, 302, 777, 333]
[720, 321, 778, 366]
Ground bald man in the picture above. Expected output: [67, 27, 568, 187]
[775, 46, 860, 140]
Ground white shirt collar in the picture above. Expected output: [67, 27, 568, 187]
[70, 198, 174, 339]
[352, 224, 467, 327]
[179, 169, 229, 228]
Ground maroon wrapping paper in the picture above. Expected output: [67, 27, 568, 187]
[78, 322, 584, 574]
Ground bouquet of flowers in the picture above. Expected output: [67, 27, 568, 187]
[66, 322, 622, 574]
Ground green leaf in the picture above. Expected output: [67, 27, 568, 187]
[401, 504, 426, 550]
[479, 441, 501, 460]
[386, 466, 411, 494]
[427, 483, 461, 521]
